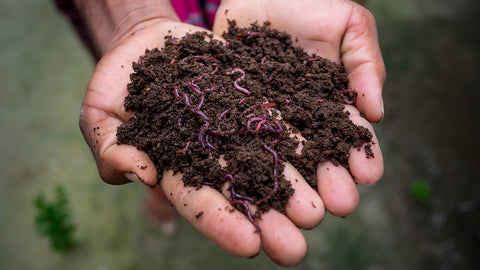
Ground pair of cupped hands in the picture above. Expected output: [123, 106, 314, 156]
[79, 0, 385, 266]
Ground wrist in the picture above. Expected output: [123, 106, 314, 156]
[74, 0, 179, 56]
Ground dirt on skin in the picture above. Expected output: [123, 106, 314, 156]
[116, 21, 374, 220]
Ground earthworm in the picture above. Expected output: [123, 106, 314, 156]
[261, 55, 269, 65]
[167, 38, 181, 45]
[182, 93, 192, 107]
[256, 144, 279, 205]
[138, 53, 147, 64]
[262, 121, 283, 135]
[210, 64, 219, 75]
[182, 93, 210, 148]
[224, 174, 255, 203]
[177, 141, 191, 153]
[223, 174, 257, 230]
[191, 73, 211, 94]
[241, 102, 277, 115]
[238, 30, 265, 40]
[303, 57, 319, 66]
[246, 117, 267, 133]
[173, 86, 180, 100]
[197, 95, 205, 110]
[301, 73, 314, 81]
[341, 89, 357, 105]
[203, 85, 219, 92]
[197, 124, 210, 149]
[239, 97, 249, 104]
[227, 68, 251, 96]
[219, 109, 230, 120]
[230, 199, 260, 232]
[169, 50, 178, 65]
[205, 132, 218, 151]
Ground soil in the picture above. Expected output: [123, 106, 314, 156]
[116, 21, 374, 219]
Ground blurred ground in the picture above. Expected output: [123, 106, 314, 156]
[0, 0, 478, 269]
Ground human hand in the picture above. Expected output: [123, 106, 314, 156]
[206, 0, 385, 265]
[77, 11, 269, 263]
[79, 0, 384, 266]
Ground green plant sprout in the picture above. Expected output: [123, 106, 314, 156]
[409, 179, 431, 203]
[34, 184, 77, 253]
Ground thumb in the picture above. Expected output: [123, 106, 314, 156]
[80, 105, 158, 187]
[341, 4, 386, 123]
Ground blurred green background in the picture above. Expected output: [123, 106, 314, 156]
[0, 0, 478, 269]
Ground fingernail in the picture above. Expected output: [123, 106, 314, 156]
[377, 98, 384, 123]
[124, 172, 155, 188]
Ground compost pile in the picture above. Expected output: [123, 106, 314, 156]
[117, 21, 374, 219]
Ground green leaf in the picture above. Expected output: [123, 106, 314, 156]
[409, 179, 431, 203]
[33, 184, 77, 253]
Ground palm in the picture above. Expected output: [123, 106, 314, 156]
[80, 21, 212, 186]
[214, 0, 385, 122]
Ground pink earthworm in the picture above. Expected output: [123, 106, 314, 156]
[303, 57, 320, 66]
[173, 86, 180, 100]
[239, 97, 249, 104]
[256, 144, 279, 205]
[167, 38, 181, 45]
[246, 117, 267, 133]
[241, 102, 277, 115]
[261, 55, 269, 65]
[219, 109, 230, 120]
[205, 132, 218, 151]
[197, 95, 205, 110]
[223, 174, 257, 230]
[237, 30, 265, 40]
[177, 141, 191, 153]
[203, 85, 219, 92]
[229, 199, 260, 232]
[341, 89, 357, 105]
[137, 53, 147, 64]
[227, 68, 251, 96]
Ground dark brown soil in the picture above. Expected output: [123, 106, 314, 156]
[117, 21, 374, 218]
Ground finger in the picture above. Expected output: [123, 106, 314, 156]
[79, 105, 158, 186]
[257, 209, 308, 266]
[317, 161, 359, 217]
[341, 4, 386, 123]
[161, 170, 262, 258]
[345, 105, 384, 185]
[283, 162, 325, 229]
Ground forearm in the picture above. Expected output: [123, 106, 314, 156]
[73, 0, 180, 56]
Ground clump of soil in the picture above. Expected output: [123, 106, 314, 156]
[117, 21, 374, 221]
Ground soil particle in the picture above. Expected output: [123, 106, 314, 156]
[116, 21, 374, 218]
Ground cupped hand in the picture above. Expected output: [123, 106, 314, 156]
[80, 0, 385, 265]
[79, 19, 266, 261]
[209, 0, 385, 265]
[214, 0, 385, 122]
